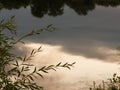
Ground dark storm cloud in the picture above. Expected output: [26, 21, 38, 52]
[1, 5, 120, 62]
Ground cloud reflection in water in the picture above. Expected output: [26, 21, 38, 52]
[1, 3, 120, 89]
[16, 42, 120, 90]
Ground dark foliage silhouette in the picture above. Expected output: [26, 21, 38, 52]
[0, 0, 120, 17]
[0, 17, 75, 90]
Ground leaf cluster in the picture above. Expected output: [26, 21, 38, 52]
[0, 17, 75, 90]
[90, 74, 120, 90]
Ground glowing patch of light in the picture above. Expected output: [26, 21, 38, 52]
[17, 42, 120, 90]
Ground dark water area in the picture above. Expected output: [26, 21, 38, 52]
[1, 0, 120, 61]
[1, 0, 120, 17]
[1, 0, 120, 90]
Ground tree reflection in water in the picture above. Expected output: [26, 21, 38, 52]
[0, 0, 120, 17]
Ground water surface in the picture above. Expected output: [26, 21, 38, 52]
[1, 0, 120, 89]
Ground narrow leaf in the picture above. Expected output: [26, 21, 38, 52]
[36, 73, 44, 78]
[56, 62, 62, 66]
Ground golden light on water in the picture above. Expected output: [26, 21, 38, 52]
[17, 42, 120, 90]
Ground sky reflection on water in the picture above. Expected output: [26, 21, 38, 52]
[6, 5, 120, 62]
[16, 42, 120, 90]
[1, 2, 120, 89]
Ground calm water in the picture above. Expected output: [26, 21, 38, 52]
[1, 0, 120, 90]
